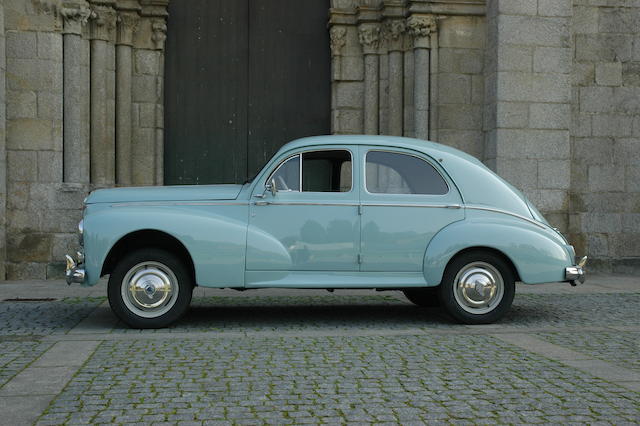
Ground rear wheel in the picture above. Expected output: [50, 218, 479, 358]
[108, 248, 193, 329]
[438, 250, 515, 324]
[403, 287, 440, 307]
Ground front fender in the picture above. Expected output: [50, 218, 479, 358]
[83, 204, 248, 287]
[423, 213, 573, 285]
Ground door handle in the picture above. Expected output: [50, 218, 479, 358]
[254, 201, 270, 206]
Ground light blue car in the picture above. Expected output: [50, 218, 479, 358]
[65, 135, 586, 328]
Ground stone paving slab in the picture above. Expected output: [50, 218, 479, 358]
[0, 341, 53, 387]
[539, 331, 640, 373]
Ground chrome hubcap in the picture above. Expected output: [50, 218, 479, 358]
[453, 262, 504, 315]
[121, 261, 179, 318]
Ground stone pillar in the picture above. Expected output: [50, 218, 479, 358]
[407, 14, 436, 140]
[403, 32, 414, 138]
[151, 18, 167, 185]
[429, 24, 439, 141]
[115, 5, 139, 186]
[329, 3, 363, 135]
[358, 22, 381, 135]
[116, 4, 139, 185]
[89, 1, 117, 186]
[485, 0, 572, 229]
[61, 2, 91, 184]
[0, 0, 5, 279]
[383, 16, 405, 136]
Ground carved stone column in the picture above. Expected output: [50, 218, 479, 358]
[384, 17, 405, 136]
[89, 1, 117, 185]
[407, 14, 436, 140]
[403, 31, 415, 138]
[115, 3, 140, 186]
[330, 26, 347, 82]
[61, 2, 91, 184]
[358, 22, 381, 135]
[151, 17, 167, 185]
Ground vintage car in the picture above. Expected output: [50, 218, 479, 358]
[65, 135, 586, 328]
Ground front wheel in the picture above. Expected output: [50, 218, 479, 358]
[108, 248, 193, 329]
[438, 251, 515, 324]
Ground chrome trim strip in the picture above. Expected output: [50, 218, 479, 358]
[111, 201, 249, 207]
[362, 203, 461, 209]
[465, 205, 546, 229]
[253, 202, 359, 207]
[252, 202, 460, 208]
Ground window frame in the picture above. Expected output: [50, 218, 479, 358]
[363, 149, 450, 196]
[266, 148, 354, 194]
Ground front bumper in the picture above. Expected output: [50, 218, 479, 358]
[565, 256, 587, 286]
[65, 252, 86, 285]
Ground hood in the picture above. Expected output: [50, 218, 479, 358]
[85, 184, 244, 204]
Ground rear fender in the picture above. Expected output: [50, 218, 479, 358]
[423, 215, 573, 285]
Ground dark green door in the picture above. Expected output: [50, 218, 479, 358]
[164, 0, 331, 185]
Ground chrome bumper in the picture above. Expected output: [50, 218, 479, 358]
[65, 252, 86, 285]
[565, 256, 587, 286]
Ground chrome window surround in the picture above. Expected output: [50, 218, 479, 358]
[363, 149, 450, 196]
[265, 149, 355, 194]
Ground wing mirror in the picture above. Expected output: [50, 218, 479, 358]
[263, 178, 277, 198]
[269, 178, 277, 196]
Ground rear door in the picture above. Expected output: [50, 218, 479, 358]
[359, 147, 464, 273]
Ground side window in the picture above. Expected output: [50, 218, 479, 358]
[269, 150, 352, 193]
[302, 150, 352, 192]
[270, 154, 300, 192]
[366, 151, 448, 195]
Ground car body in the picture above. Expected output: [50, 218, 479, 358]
[66, 135, 586, 328]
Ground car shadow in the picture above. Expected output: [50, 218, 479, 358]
[172, 303, 452, 330]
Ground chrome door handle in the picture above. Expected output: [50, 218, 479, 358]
[254, 201, 270, 206]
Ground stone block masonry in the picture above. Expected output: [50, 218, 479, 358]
[570, 0, 640, 274]
[0, 0, 168, 280]
[0, 0, 639, 277]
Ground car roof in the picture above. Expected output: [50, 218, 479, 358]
[279, 135, 478, 163]
[278, 135, 533, 218]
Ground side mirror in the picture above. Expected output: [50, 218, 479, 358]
[263, 178, 278, 198]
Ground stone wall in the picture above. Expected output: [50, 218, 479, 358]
[570, 0, 640, 273]
[329, 0, 486, 155]
[0, 0, 638, 278]
[330, 0, 640, 274]
[1, 0, 168, 280]
[484, 0, 573, 232]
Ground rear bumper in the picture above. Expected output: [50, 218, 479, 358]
[565, 256, 587, 286]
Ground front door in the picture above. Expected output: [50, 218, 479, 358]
[359, 147, 465, 274]
[164, 0, 331, 185]
[246, 148, 360, 274]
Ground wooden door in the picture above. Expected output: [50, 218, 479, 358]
[164, 0, 331, 185]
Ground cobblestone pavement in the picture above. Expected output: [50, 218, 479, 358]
[0, 276, 638, 425]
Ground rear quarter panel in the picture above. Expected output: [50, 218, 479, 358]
[423, 209, 574, 285]
[82, 203, 248, 287]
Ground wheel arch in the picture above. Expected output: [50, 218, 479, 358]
[101, 229, 196, 284]
[442, 246, 521, 284]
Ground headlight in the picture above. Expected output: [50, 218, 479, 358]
[78, 219, 84, 246]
